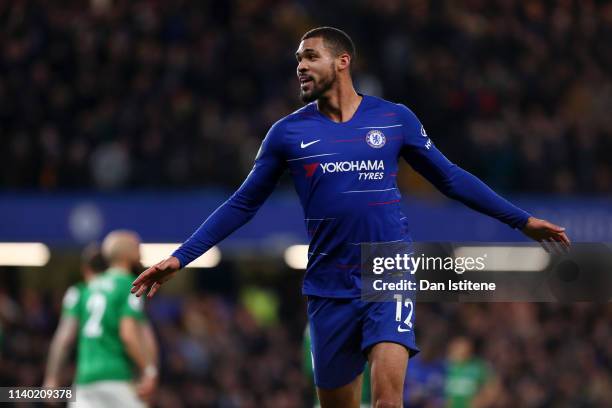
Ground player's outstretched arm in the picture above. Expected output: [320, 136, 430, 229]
[132, 122, 286, 297]
[397, 104, 570, 250]
[404, 140, 571, 250]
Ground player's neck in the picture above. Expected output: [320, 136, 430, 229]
[109, 262, 131, 273]
[316, 83, 362, 123]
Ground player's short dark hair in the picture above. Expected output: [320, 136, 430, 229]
[81, 243, 107, 274]
[301, 27, 356, 61]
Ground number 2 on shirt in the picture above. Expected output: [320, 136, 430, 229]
[83, 292, 106, 338]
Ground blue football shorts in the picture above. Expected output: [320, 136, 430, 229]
[307, 295, 420, 389]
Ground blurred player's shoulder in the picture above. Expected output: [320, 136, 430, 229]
[62, 282, 85, 309]
[68, 281, 87, 294]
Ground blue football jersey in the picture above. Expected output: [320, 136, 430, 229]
[173, 95, 530, 297]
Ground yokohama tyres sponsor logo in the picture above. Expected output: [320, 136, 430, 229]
[321, 160, 384, 174]
[303, 159, 385, 178]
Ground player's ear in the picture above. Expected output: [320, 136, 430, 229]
[337, 53, 351, 72]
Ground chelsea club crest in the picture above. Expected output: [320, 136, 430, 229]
[365, 129, 386, 148]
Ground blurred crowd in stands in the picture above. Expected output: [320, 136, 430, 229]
[2, 0, 611, 193]
[1, 282, 610, 407]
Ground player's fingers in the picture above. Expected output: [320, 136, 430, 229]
[132, 267, 154, 287]
[544, 221, 566, 233]
[554, 239, 569, 254]
[538, 239, 550, 253]
[554, 233, 571, 252]
[132, 264, 162, 289]
[135, 281, 151, 296]
[559, 231, 571, 246]
[132, 272, 150, 293]
[543, 240, 556, 254]
[148, 282, 161, 298]
[544, 238, 556, 255]
[546, 238, 563, 255]
[134, 283, 149, 297]
[130, 283, 139, 293]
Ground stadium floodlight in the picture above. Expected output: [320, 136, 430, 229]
[284, 244, 308, 269]
[140, 243, 221, 268]
[453, 246, 550, 272]
[0, 242, 51, 266]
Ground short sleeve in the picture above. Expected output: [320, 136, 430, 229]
[120, 292, 146, 321]
[61, 285, 81, 317]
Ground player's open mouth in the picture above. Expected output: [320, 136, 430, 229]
[299, 76, 313, 87]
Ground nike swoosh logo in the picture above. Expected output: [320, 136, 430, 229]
[397, 325, 411, 333]
[301, 140, 320, 148]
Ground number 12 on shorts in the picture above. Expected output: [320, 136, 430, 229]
[393, 294, 413, 332]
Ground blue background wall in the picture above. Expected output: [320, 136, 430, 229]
[2, 191, 610, 248]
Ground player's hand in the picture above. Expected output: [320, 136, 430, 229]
[521, 216, 571, 253]
[136, 368, 158, 403]
[42, 378, 61, 406]
[131, 256, 181, 298]
[42, 378, 59, 389]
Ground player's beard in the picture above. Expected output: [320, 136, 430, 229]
[300, 67, 336, 103]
